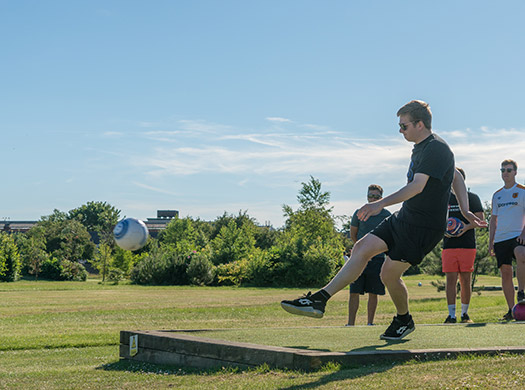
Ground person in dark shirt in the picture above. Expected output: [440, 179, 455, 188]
[347, 184, 391, 326]
[281, 100, 487, 340]
[442, 168, 484, 324]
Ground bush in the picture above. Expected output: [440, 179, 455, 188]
[39, 258, 87, 281]
[215, 259, 249, 286]
[60, 260, 88, 281]
[107, 268, 124, 285]
[246, 249, 279, 287]
[187, 252, 215, 286]
[130, 247, 189, 285]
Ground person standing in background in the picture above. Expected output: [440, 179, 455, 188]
[347, 185, 391, 326]
[442, 168, 484, 324]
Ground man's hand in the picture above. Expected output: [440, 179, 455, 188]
[489, 241, 495, 257]
[357, 201, 383, 221]
[463, 211, 488, 229]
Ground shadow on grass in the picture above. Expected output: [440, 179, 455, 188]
[99, 359, 243, 376]
[284, 345, 331, 352]
[99, 357, 398, 387]
[277, 364, 395, 390]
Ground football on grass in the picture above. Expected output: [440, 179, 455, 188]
[446, 217, 464, 236]
[512, 302, 525, 321]
[113, 218, 149, 251]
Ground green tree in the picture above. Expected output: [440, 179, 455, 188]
[68, 201, 121, 234]
[92, 242, 113, 282]
[36, 210, 95, 263]
[16, 227, 49, 280]
[211, 219, 256, 265]
[276, 176, 344, 286]
[0, 232, 21, 282]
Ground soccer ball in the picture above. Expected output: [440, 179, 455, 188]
[113, 218, 149, 251]
[446, 217, 464, 236]
[512, 302, 525, 321]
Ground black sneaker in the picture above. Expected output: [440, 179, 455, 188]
[502, 309, 513, 321]
[460, 313, 473, 323]
[517, 290, 525, 304]
[380, 315, 415, 340]
[280, 292, 326, 318]
[444, 315, 457, 324]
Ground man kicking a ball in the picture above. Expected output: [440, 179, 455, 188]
[281, 100, 487, 340]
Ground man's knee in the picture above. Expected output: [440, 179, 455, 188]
[515, 246, 525, 262]
[380, 266, 397, 286]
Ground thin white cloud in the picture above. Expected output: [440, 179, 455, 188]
[120, 119, 524, 216]
[266, 117, 292, 123]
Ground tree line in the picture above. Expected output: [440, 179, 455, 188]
[0, 177, 498, 287]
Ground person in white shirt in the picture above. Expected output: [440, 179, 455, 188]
[489, 159, 525, 321]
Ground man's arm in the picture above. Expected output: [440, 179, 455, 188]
[452, 169, 487, 228]
[357, 173, 429, 221]
[350, 226, 358, 244]
[489, 214, 497, 256]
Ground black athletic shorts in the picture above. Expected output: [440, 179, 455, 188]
[370, 212, 444, 266]
[349, 256, 386, 295]
[494, 237, 525, 268]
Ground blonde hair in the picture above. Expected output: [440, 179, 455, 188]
[397, 100, 432, 130]
[501, 159, 517, 171]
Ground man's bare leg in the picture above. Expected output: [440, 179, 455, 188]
[324, 234, 388, 296]
[515, 246, 525, 292]
[367, 293, 379, 325]
[380, 257, 411, 315]
[500, 264, 515, 310]
[347, 293, 360, 325]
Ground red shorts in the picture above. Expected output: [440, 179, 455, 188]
[442, 248, 476, 273]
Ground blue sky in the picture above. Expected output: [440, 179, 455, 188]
[2, 0, 525, 228]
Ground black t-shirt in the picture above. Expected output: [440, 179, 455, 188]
[397, 134, 455, 230]
[443, 192, 484, 249]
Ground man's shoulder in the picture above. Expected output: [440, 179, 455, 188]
[492, 187, 505, 197]
[468, 191, 482, 201]
[517, 184, 525, 191]
[424, 133, 453, 157]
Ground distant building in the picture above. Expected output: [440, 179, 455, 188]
[144, 210, 179, 238]
[1, 210, 179, 239]
[1, 220, 37, 233]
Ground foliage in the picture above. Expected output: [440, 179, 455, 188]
[39, 257, 87, 281]
[35, 210, 95, 263]
[112, 246, 136, 275]
[275, 177, 344, 286]
[107, 268, 124, 285]
[92, 243, 114, 282]
[60, 259, 88, 281]
[186, 251, 215, 285]
[68, 201, 121, 234]
[130, 245, 189, 285]
[215, 259, 250, 286]
[0, 232, 21, 282]
[210, 219, 256, 265]
[16, 227, 49, 279]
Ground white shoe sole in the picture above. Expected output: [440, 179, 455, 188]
[280, 302, 324, 318]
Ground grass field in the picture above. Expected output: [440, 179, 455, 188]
[1, 275, 524, 389]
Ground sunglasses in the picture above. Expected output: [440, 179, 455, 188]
[367, 194, 382, 200]
[500, 168, 515, 173]
[399, 120, 418, 131]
